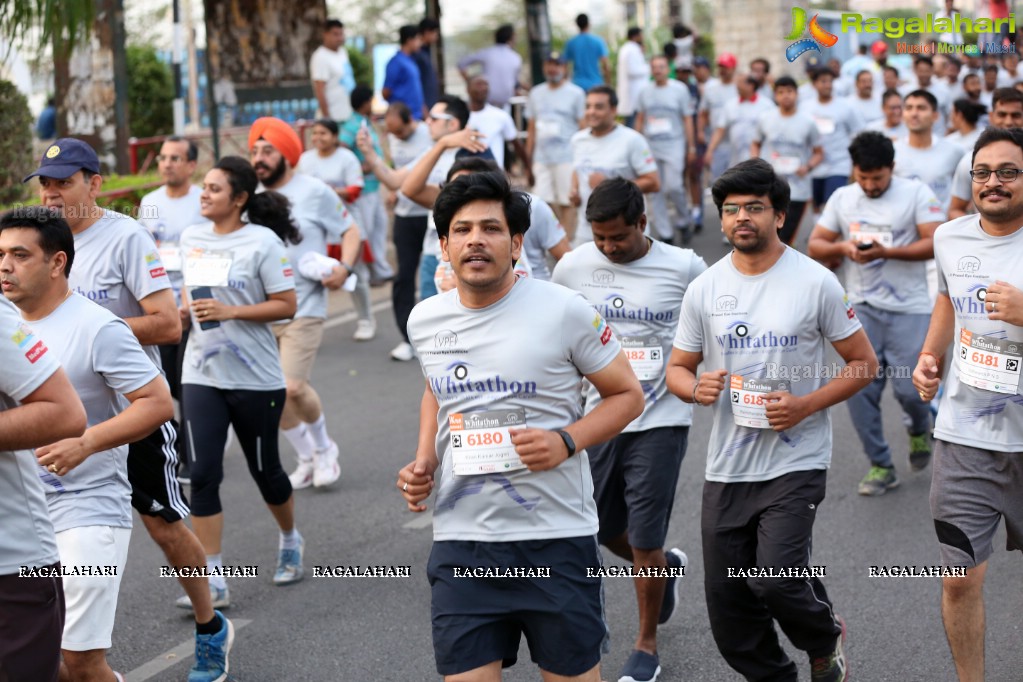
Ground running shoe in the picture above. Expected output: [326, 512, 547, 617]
[288, 460, 315, 490]
[659, 548, 688, 625]
[390, 342, 416, 362]
[176, 583, 230, 610]
[857, 465, 899, 496]
[618, 650, 661, 682]
[353, 319, 376, 341]
[313, 441, 340, 488]
[189, 611, 234, 682]
[908, 432, 932, 472]
[810, 615, 848, 682]
[274, 537, 304, 585]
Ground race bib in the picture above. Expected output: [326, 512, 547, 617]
[621, 336, 664, 381]
[814, 116, 835, 135]
[450, 408, 527, 476]
[957, 328, 1022, 394]
[730, 375, 788, 429]
[646, 116, 673, 136]
[159, 242, 183, 272]
[770, 153, 801, 175]
[536, 119, 561, 139]
[184, 249, 233, 287]
[849, 221, 895, 248]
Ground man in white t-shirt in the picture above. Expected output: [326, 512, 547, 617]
[569, 86, 660, 246]
[310, 18, 355, 123]
[808, 131, 944, 496]
[803, 68, 867, 217]
[894, 90, 965, 216]
[698, 53, 738, 180]
[466, 75, 529, 172]
[248, 117, 361, 489]
[846, 70, 883, 126]
[704, 74, 776, 169]
[616, 27, 650, 128]
[553, 178, 706, 682]
[866, 89, 908, 142]
[667, 158, 876, 682]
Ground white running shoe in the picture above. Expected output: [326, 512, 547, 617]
[289, 461, 315, 490]
[353, 319, 376, 341]
[313, 441, 340, 488]
[390, 342, 416, 361]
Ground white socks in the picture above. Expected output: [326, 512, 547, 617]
[279, 528, 302, 551]
[206, 553, 226, 590]
[282, 424, 315, 463]
[308, 414, 332, 451]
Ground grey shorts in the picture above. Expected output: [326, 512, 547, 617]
[930, 439, 1023, 567]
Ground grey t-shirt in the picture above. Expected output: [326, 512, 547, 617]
[755, 109, 821, 202]
[296, 148, 364, 192]
[934, 215, 1023, 451]
[525, 81, 586, 165]
[673, 248, 862, 483]
[893, 137, 965, 214]
[802, 97, 867, 178]
[636, 80, 695, 162]
[407, 277, 621, 542]
[0, 299, 61, 574]
[180, 223, 296, 391]
[69, 209, 172, 370]
[138, 185, 205, 304]
[720, 96, 777, 167]
[818, 176, 944, 314]
[30, 294, 159, 533]
[865, 118, 908, 143]
[523, 193, 566, 282]
[388, 124, 434, 217]
[950, 152, 973, 205]
[845, 93, 883, 126]
[265, 173, 354, 319]
[553, 240, 707, 432]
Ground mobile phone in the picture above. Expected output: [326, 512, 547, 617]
[856, 241, 875, 251]
[190, 286, 221, 330]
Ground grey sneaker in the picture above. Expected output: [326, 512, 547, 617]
[273, 537, 304, 585]
[176, 582, 230, 610]
[858, 465, 899, 496]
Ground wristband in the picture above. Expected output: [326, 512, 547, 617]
[918, 351, 942, 362]
[341, 261, 355, 275]
[554, 429, 576, 458]
[692, 378, 704, 406]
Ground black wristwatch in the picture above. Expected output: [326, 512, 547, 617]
[554, 429, 576, 458]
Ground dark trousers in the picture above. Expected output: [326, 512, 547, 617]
[158, 326, 189, 402]
[702, 469, 840, 681]
[392, 215, 429, 343]
[778, 201, 806, 246]
[0, 564, 64, 682]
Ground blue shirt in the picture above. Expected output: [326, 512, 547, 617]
[414, 47, 440, 108]
[340, 113, 383, 193]
[384, 51, 424, 120]
[564, 32, 608, 91]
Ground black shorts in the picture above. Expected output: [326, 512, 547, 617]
[128, 421, 190, 522]
[589, 426, 688, 549]
[0, 563, 64, 682]
[427, 536, 606, 677]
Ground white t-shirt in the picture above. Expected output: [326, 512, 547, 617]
[296, 148, 364, 192]
[29, 294, 159, 533]
[893, 137, 966, 215]
[845, 93, 883, 126]
[69, 210, 172, 371]
[945, 127, 983, 153]
[180, 223, 296, 391]
[467, 104, 519, 168]
[418, 149, 459, 260]
[802, 97, 867, 178]
[950, 153, 974, 205]
[818, 176, 944, 314]
[673, 248, 862, 483]
[264, 173, 355, 319]
[934, 215, 1023, 451]
[636, 80, 695, 162]
[755, 109, 821, 202]
[138, 185, 205, 304]
[699, 77, 738, 132]
[522, 193, 567, 282]
[0, 299, 61, 574]
[721, 96, 777, 167]
[553, 240, 707, 432]
[616, 40, 650, 116]
[310, 45, 354, 122]
[525, 81, 586, 165]
[407, 277, 620, 542]
[866, 119, 908, 143]
[388, 124, 434, 217]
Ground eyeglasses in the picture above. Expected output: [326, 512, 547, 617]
[156, 154, 186, 163]
[722, 202, 772, 216]
[427, 111, 455, 122]
[969, 168, 1023, 183]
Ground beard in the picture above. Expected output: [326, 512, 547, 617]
[255, 157, 288, 187]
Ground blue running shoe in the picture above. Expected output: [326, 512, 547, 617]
[189, 611, 234, 682]
[274, 536, 304, 585]
[618, 650, 661, 682]
[658, 548, 688, 625]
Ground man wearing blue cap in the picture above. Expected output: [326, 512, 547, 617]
[23, 138, 233, 682]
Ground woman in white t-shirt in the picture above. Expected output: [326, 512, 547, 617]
[178, 155, 307, 603]
[946, 99, 986, 152]
[295, 119, 375, 341]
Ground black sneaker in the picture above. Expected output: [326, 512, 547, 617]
[658, 548, 687, 625]
[908, 432, 932, 472]
[810, 616, 848, 682]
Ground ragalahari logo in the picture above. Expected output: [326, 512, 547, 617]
[785, 7, 839, 62]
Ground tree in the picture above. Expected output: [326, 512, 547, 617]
[126, 45, 174, 138]
[0, 80, 34, 204]
[0, 0, 95, 51]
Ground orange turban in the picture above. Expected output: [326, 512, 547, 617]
[248, 117, 303, 168]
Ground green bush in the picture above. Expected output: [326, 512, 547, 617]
[127, 45, 175, 139]
[0, 81, 34, 205]
[348, 46, 372, 89]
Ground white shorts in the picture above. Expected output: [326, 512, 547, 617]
[56, 525, 131, 651]
[532, 162, 573, 207]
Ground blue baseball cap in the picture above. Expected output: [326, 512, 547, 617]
[23, 138, 101, 182]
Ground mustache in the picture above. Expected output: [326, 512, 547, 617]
[980, 188, 1011, 198]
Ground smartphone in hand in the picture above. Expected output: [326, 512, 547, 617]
[190, 286, 221, 330]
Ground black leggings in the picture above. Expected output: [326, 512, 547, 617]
[392, 214, 429, 343]
[182, 384, 291, 516]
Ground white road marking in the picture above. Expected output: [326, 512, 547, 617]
[124, 619, 252, 681]
[402, 510, 434, 529]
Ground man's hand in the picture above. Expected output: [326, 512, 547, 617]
[913, 354, 942, 402]
[795, 164, 810, 178]
[36, 437, 92, 475]
[587, 172, 607, 190]
[510, 428, 569, 472]
[846, 241, 887, 264]
[356, 128, 377, 159]
[321, 265, 349, 291]
[985, 280, 1023, 326]
[441, 128, 488, 153]
[397, 459, 437, 512]
[763, 391, 812, 431]
[695, 369, 729, 405]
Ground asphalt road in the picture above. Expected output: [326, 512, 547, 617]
[110, 208, 1022, 681]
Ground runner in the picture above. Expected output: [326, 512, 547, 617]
[913, 126, 1023, 682]
[697, 53, 738, 180]
[179, 155, 305, 597]
[946, 99, 987, 152]
[466, 75, 529, 171]
[866, 89, 907, 141]
[0, 207, 232, 682]
[704, 74, 776, 170]
[666, 158, 877, 682]
[846, 70, 883, 126]
[893, 90, 965, 215]
[808, 131, 943, 495]
[248, 117, 360, 489]
[552, 177, 706, 682]
[398, 170, 644, 681]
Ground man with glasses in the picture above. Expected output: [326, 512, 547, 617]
[808, 131, 944, 495]
[667, 158, 876, 682]
[913, 126, 1023, 682]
